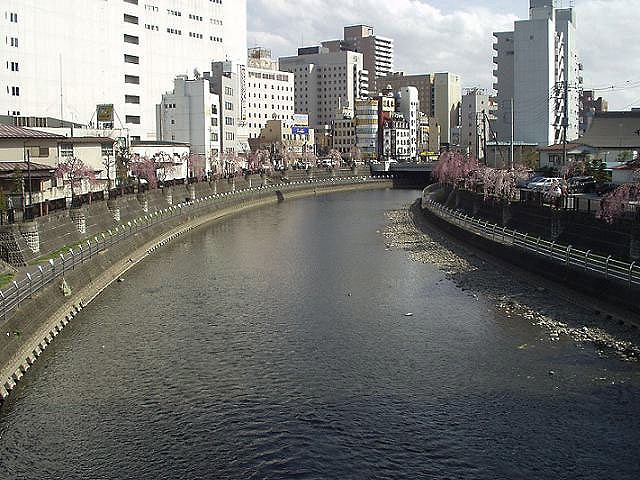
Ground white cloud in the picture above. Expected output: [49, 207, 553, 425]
[248, 0, 640, 109]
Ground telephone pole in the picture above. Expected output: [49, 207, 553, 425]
[510, 97, 514, 170]
[562, 79, 569, 166]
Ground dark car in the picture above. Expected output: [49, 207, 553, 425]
[595, 182, 618, 196]
[567, 176, 596, 194]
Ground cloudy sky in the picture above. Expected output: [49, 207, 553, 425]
[247, 0, 640, 110]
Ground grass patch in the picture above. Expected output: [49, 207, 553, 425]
[0, 272, 16, 289]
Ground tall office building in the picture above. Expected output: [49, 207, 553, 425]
[1, 0, 246, 141]
[493, 0, 581, 147]
[460, 88, 495, 161]
[279, 47, 369, 128]
[383, 72, 461, 146]
[322, 25, 394, 95]
[246, 48, 295, 139]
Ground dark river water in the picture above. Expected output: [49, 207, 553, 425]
[1, 189, 640, 479]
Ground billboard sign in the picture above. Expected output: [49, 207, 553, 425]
[292, 127, 309, 136]
[97, 104, 114, 123]
[292, 114, 309, 126]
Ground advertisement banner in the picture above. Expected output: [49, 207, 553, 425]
[97, 104, 114, 123]
[292, 114, 309, 126]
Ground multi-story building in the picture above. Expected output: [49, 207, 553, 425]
[208, 61, 249, 155]
[382, 72, 461, 146]
[460, 88, 495, 161]
[253, 119, 315, 159]
[322, 25, 394, 95]
[493, 0, 581, 147]
[354, 99, 379, 160]
[395, 87, 419, 159]
[381, 113, 411, 162]
[156, 75, 221, 172]
[579, 90, 608, 136]
[279, 47, 369, 128]
[246, 48, 295, 139]
[418, 113, 440, 156]
[333, 118, 356, 156]
[1, 0, 246, 142]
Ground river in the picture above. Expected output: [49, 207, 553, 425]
[1, 189, 639, 479]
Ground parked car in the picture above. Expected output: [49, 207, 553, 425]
[567, 176, 596, 194]
[527, 177, 562, 190]
[596, 182, 618, 197]
[518, 175, 543, 188]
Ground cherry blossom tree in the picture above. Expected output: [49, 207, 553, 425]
[55, 157, 97, 204]
[187, 153, 207, 182]
[301, 150, 317, 168]
[327, 149, 342, 168]
[349, 146, 362, 165]
[130, 155, 159, 190]
[598, 167, 640, 223]
[432, 152, 479, 188]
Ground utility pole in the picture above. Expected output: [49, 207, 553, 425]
[27, 148, 32, 208]
[562, 79, 569, 166]
[481, 110, 488, 164]
[510, 97, 514, 170]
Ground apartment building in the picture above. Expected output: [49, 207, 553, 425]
[246, 48, 295, 139]
[156, 75, 221, 171]
[382, 72, 461, 146]
[395, 87, 419, 159]
[493, 0, 581, 147]
[333, 117, 356, 156]
[322, 25, 393, 94]
[1, 0, 246, 142]
[279, 47, 369, 128]
[459, 88, 495, 161]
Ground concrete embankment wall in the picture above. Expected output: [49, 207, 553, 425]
[0, 179, 391, 405]
[419, 199, 640, 318]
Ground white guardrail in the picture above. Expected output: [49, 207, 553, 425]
[422, 197, 640, 289]
[0, 176, 390, 325]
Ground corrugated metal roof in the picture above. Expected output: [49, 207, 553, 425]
[581, 112, 640, 149]
[0, 125, 64, 139]
[0, 161, 54, 172]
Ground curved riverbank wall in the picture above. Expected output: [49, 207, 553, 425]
[421, 187, 640, 318]
[0, 176, 392, 405]
[440, 189, 639, 262]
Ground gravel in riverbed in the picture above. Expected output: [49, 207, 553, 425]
[382, 205, 640, 363]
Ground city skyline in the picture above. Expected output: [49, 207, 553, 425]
[247, 0, 640, 110]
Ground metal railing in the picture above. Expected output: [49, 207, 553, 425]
[0, 175, 390, 325]
[422, 197, 640, 288]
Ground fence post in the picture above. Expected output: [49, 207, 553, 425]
[26, 273, 33, 299]
[38, 265, 44, 289]
[0, 290, 5, 321]
[605, 255, 611, 279]
[630, 262, 636, 287]
[536, 237, 541, 253]
[79, 244, 84, 265]
[566, 246, 572, 266]
[584, 250, 591, 271]
[60, 253, 66, 274]
[13, 280, 19, 308]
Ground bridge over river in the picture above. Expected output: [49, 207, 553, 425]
[370, 162, 436, 188]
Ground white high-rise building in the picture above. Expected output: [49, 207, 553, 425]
[279, 47, 369, 128]
[0, 0, 246, 142]
[395, 87, 419, 159]
[246, 48, 295, 139]
[493, 0, 581, 147]
[156, 75, 221, 170]
[460, 88, 495, 161]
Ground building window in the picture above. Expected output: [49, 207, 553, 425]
[101, 145, 114, 156]
[125, 74, 140, 84]
[10, 86, 19, 96]
[9, 37, 18, 47]
[125, 115, 141, 124]
[225, 117, 234, 126]
[60, 144, 74, 158]
[123, 14, 139, 24]
[123, 0, 139, 4]
[124, 54, 139, 64]
[124, 34, 139, 44]
[8, 61, 18, 71]
[9, 13, 18, 23]
[125, 94, 140, 104]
